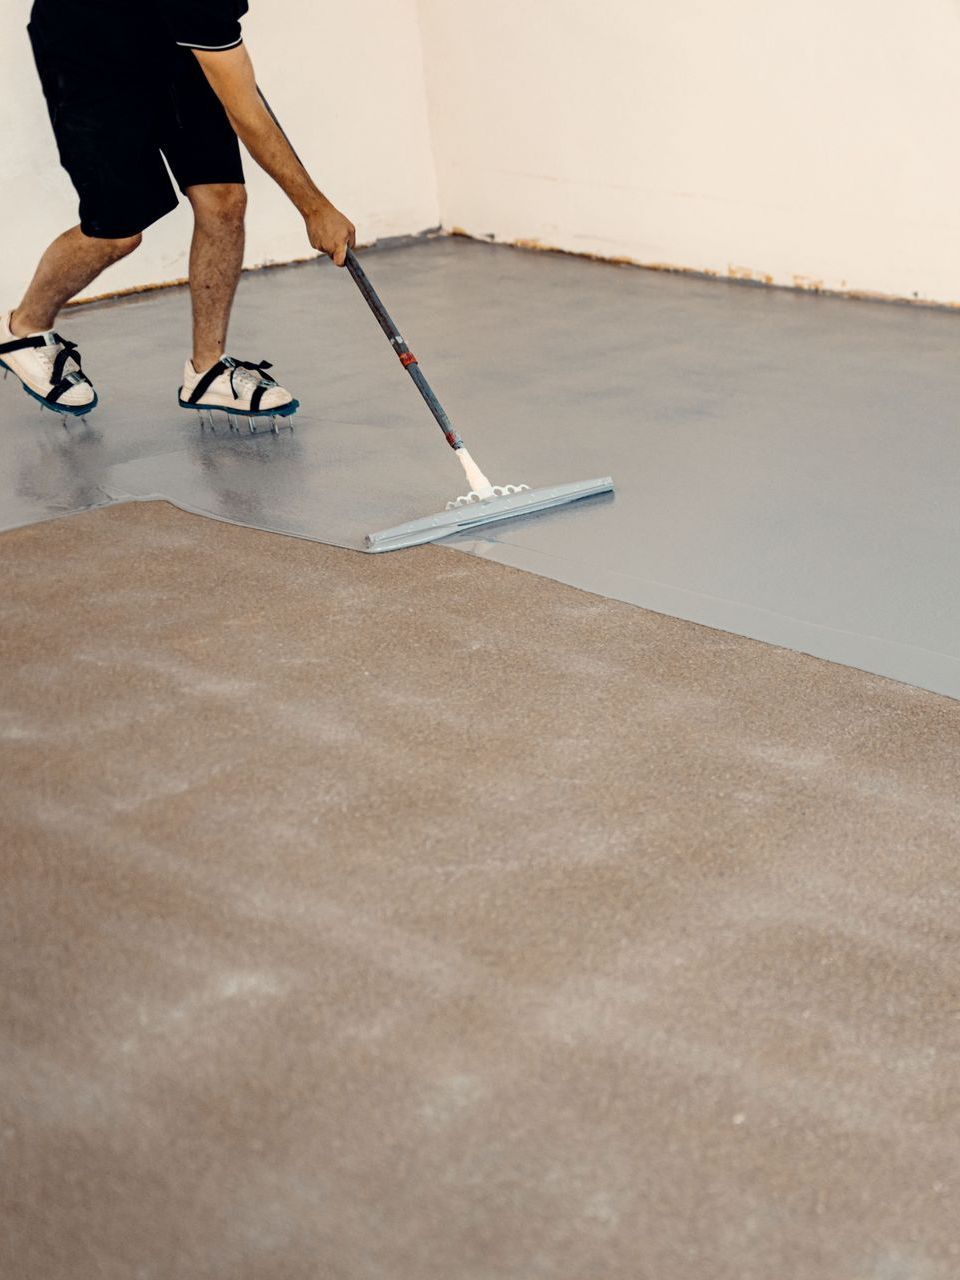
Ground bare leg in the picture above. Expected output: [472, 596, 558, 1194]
[186, 184, 247, 372]
[11, 226, 142, 336]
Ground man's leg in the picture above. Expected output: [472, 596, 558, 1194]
[11, 226, 142, 335]
[185, 183, 247, 372]
[178, 181, 296, 420]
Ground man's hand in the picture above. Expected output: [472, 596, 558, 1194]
[305, 201, 356, 268]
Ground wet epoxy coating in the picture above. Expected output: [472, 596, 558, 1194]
[1, 237, 958, 696]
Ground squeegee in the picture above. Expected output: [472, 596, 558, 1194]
[256, 87, 614, 552]
[345, 250, 614, 552]
[343, 249, 611, 550]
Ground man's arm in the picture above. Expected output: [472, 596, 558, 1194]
[193, 44, 356, 267]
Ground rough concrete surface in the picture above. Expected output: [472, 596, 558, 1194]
[2, 501, 959, 1280]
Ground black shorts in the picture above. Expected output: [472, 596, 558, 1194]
[28, 2, 244, 239]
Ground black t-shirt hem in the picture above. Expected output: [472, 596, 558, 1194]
[176, 35, 243, 51]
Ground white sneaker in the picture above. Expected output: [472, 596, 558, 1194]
[179, 356, 298, 419]
[0, 311, 98, 414]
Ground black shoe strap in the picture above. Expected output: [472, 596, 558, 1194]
[187, 356, 279, 408]
[0, 333, 52, 356]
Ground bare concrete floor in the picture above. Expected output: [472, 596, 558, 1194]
[2, 237, 960, 697]
[2, 502, 959, 1279]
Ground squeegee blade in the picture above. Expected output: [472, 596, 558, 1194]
[364, 476, 614, 553]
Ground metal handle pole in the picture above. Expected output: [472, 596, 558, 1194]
[345, 249, 462, 451]
[255, 88, 464, 453]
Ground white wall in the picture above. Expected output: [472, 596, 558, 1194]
[7, 0, 960, 308]
[417, 0, 960, 305]
[0, 0, 439, 305]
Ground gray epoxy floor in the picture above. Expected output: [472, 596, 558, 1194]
[2, 237, 959, 698]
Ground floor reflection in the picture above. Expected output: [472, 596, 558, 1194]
[13, 416, 110, 517]
[187, 417, 304, 528]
